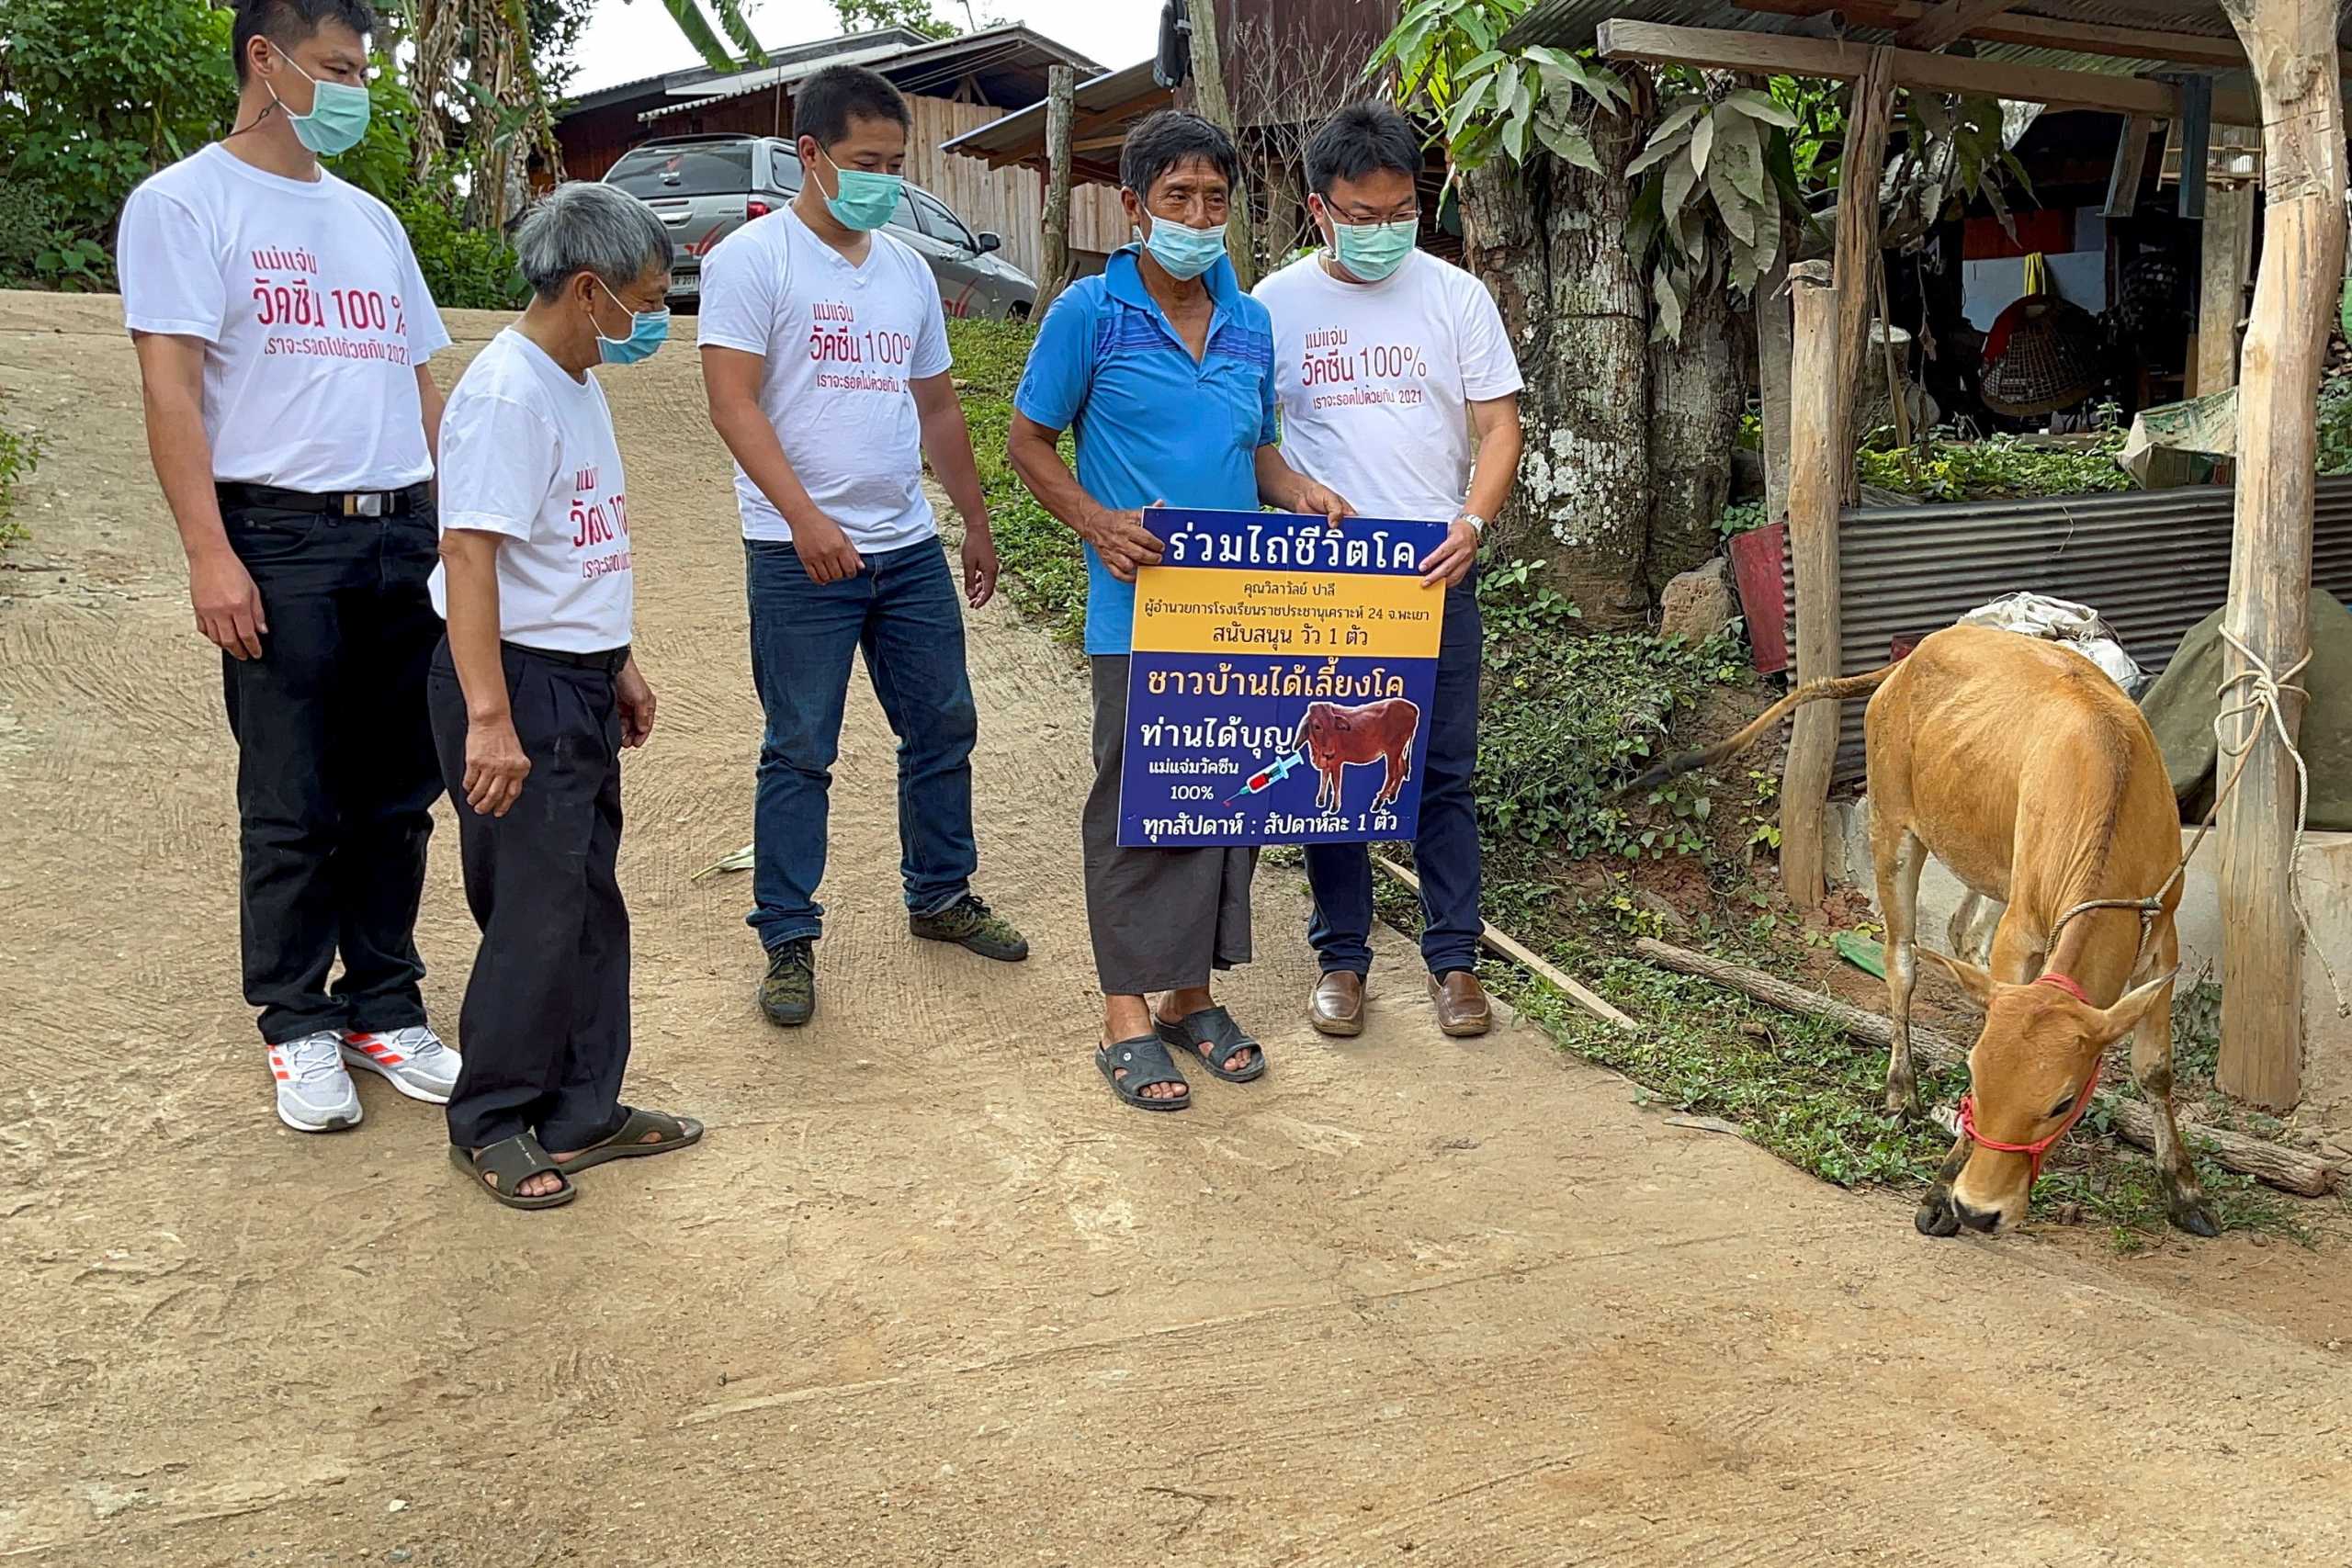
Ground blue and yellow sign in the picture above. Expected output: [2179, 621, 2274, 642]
[1118, 507, 1451, 848]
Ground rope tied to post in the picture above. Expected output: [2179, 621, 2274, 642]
[2050, 629, 2346, 1015]
[2212, 626, 2346, 1015]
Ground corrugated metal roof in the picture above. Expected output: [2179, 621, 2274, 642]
[1499, 0, 2346, 74]
[635, 25, 1102, 123]
[939, 59, 1166, 162]
[1779, 478, 2352, 785]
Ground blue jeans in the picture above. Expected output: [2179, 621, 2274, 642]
[1306, 578, 1483, 976]
[745, 537, 978, 949]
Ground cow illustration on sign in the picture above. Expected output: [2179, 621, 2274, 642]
[1292, 698, 1422, 812]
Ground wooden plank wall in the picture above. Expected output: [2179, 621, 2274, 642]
[908, 96, 1128, 279]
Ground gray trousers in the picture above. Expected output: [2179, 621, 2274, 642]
[1084, 656, 1256, 995]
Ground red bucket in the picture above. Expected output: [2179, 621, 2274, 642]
[1726, 521, 1789, 675]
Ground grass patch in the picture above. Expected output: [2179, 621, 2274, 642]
[949, 317, 1088, 643]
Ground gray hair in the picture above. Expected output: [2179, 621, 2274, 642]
[515, 182, 674, 304]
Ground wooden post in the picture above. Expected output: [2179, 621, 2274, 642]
[2102, 114, 2153, 219]
[1781, 259, 1843, 907]
[1182, 0, 1258, 288]
[1833, 48, 1896, 499]
[2215, 0, 2346, 1110]
[1035, 64, 1078, 319]
[2195, 129, 2260, 396]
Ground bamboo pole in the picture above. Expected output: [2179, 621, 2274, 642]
[2214, 0, 2345, 1110]
[1781, 258, 1841, 905]
[1633, 939, 2341, 1196]
[1370, 854, 1638, 1032]
[1035, 65, 1078, 319]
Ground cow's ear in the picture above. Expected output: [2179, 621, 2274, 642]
[1332, 713, 1353, 729]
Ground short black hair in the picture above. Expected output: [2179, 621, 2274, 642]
[793, 65, 910, 148]
[232, 0, 376, 84]
[1119, 109, 1239, 201]
[1306, 103, 1422, 197]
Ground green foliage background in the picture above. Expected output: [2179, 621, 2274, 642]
[0, 0, 524, 308]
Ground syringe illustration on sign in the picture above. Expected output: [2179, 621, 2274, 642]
[1222, 749, 1305, 806]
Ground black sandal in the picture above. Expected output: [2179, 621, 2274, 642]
[1097, 1034, 1192, 1111]
[553, 1106, 705, 1174]
[450, 1134, 576, 1210]
[1156, 1006, 1267, 1084]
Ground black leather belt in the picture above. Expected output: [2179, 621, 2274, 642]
[503, 641, 630, 673]
[217, 480, 430, 518]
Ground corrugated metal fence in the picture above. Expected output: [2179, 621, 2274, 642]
[1781, 477, 2352, 784]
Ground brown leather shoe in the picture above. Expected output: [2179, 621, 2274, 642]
[1308, 970, 1365, 1037]
[1429, 971, 1492, 1037]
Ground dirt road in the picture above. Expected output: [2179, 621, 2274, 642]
[3, 294, 2348, 1567]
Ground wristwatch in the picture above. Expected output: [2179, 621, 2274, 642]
[1459, 513, 1487, 535]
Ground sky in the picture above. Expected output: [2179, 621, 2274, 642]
[568, 0, 1161, 96]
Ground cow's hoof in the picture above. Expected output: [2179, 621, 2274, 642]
[2170, 1196, 2222, 1238]
[1883, 1084, 1920, 1120]
[1916, 1192, 1962, 1237]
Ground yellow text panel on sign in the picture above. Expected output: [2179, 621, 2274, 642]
[1130, 567, 1444, 660]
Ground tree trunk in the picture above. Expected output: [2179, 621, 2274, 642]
[1645, 264, 1740, 595]
[1758, 220, 1797, 521]
[1184, 0, 1259, 288]
[1036, 65, 1077, 318]
[1458, 111, 1655, 626]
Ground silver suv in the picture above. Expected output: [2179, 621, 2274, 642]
[601, 133, 1038, 320]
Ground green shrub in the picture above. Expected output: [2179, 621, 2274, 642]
[397, 194, 526, 311]
[1854, 426, 2132, 502]
[1476, 562, 1748, 860]
[0, 421, 46, 548]
[0, 0, 238, 288]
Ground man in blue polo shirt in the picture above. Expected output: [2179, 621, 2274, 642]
[1008, 109, 1351, 1113]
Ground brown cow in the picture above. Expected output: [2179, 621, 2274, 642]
[1291, 698, 1421, 813]
[1634, 625, 2213, 1237]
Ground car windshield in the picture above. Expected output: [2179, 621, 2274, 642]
[605, 143, 753, 198]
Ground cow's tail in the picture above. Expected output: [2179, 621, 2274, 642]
[1623, 663, 1901, 795]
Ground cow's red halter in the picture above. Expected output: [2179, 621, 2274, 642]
[1953, 973, 2102, 1182]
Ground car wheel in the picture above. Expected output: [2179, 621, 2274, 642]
[1008, 299, 1032, 322]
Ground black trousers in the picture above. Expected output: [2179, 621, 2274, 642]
[427, 639, 632, 1152]
[219, 487, 444, 1045]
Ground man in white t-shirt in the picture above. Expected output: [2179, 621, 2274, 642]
[425, 184, 700, 1209]
[120, 0, 460, 1134]
[1253, 103, 1527, 1043]
[699, 65, 1028, 1030]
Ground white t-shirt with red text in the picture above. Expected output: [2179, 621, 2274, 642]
[695, 208, 952, 553]
[428, 329, 633, 655]
[1253, 248, 1523, 523]
[118, 143, 452, 492]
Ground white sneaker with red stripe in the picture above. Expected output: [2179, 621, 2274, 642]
[341, 1025, 462, 1105]
[268, 1031, 364, 1133]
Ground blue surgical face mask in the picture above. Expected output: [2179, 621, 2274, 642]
[820, 150, 904, 231]
[268, 52, 372, 157]
[1327, 214, 1418, 284]
[1138, 215, 1227, 281]
[593, 279, 670, 366]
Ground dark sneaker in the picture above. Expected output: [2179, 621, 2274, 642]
[911, 893, 1031, 963]
[759, 939, 816, 1027]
